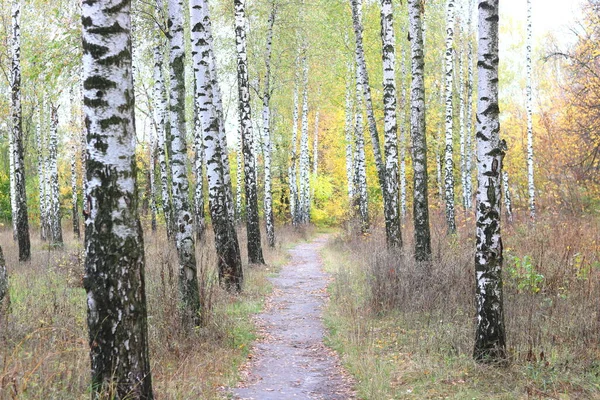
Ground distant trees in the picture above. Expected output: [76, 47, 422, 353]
[526, 0, 536, 220]
[0, 245, 7, 307]
[473, 0, 507, 363]
[81, 0, 153, 396]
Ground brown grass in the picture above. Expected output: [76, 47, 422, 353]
[0, 221, 308, 399]
[324, 210, 600, 399]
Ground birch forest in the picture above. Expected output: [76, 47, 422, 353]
[1, 0, 600, 398]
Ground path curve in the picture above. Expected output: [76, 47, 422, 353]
[232, 235, 355, 400]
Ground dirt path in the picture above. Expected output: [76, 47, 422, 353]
[231, 235, 355, 400]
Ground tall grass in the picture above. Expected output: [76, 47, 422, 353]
[324, 211, 600, 399]
[0, 222, 307, 399]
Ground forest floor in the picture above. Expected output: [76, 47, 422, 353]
[231, 235, 356, 400]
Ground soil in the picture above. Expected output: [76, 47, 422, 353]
[231, 235, 356, 400]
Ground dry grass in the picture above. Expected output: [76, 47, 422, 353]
[323, 210, 600, 399]
[0, 221, 309, 399]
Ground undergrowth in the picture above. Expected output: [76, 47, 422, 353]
[0, 223, 310, 399]
[323, 211, 600, 399]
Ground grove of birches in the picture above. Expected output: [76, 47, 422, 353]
[0, 0, 599, 398]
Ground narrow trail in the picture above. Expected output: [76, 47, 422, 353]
[232, 235, 355, 400]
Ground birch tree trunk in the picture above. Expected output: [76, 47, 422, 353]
[48, 104, 63, 246]
[0, 245, 7, 307]
[235, 0, 265, 265]
[262, 2, 277, 247]
[70, 90, 81, 238]
[344, 62, 355, 201]
[465, 0, 475, 209]
[299, 54, 310, 224]
[381, 0, 402, 248]
[526, 0, 535, 220]
[289, 81, 300, 225]
[167, 0, 201, 326]
[149, 112, 158, 232]
[443, 0, 457, 233]
[459, 52, 468, 210]
[71, 138, 81, 238]
[11, 0, 30, 261]
[355, 80, 369, 232]
[351, 0, 394, 243]
[81, 0, 153, 396]
[190, 0, 244, 291]
[8, 119, 17, 241]
[153, 42, 174, 238]
[313, 110, 319, 178]
[36, 109, 47, 241]
[502, 171, 513, 223]
[236, 136, 243, 223]
[408, 0, 432, 262]
[193, 96, 206, 241]
[399, 48, 408, 220]
[473, 0, 507, 363]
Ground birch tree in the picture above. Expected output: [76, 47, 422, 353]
[262, 1, 277, 247]
[190, 0, 244, 291]
[351, 0, 398, 245]
[8, 118, 17, 241]
[380, 0, 402, 248]
[81, 0, 153, 396]
[236, 137, 243, 223]
[459, 52, 468, 209]
[473, 0, 507, 363]
[10, 0, 30, 261]
[408, 0, 432, 262]
[193, 97, 206, 241]
[355, 79, 369, 231]
[289, 80, 300, 224]
[526, 0, 535, 220]
[313, 110, 319, 178]
[399, 48, 408, 219]
[70, 93, 81, 238]
[153, 41, 174, 238]
[0, 245, 7, 307]
[48, 105, 63, 246]
[149, 113, 158, 232]
[167, 0, 201, 325]
[299, 53, 310, 224]
[443, 0, 457, 233]
[235, 0, 265, 265]
[465, 0, 475, 209]
[36, 108, 47, 241]
[344, 62, 355, 201]
[502, 171, 513, 223]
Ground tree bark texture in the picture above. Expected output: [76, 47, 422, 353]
[380, 0, 402, 248]
[473, 0, 507, 363]
[190, 0, 244, 291]
[49, 104, 64, 246]
[443, 0, 457, 234]
[234, 0, 265, 265]
[81, 0, 154, 396]
[11, 0, 30, 261]
[408, 0, 432, 262]
[167, 0, 201, 326]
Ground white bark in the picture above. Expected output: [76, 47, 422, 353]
[167, 0, 201, 325]
[236, 135, 243, 222]
[313, 110, 319, 178]
[289, 81, 300, 224]
[299, 54, 310, 224]
[344, 62, 355, 201]
[443, 0, 457, 233]
[408, 0, 432, 262]
[502, 171, 513, 223]
[459, 52, 468, 209]
[526, 0, 535, 220]
[262, 2, 276, 248]
[49, 105, 63, 246]
[193, 96, 205, 240]
[36, 108, 47, 240]
[465, 0, 475, 209]
[380, 0, 401, 247]
[8, 120, 17, 239]
[190, 0, 244, 291]
[474, 0, 506, 362]
[399, 48, 408, 220]
[355, 79, 368, 231]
